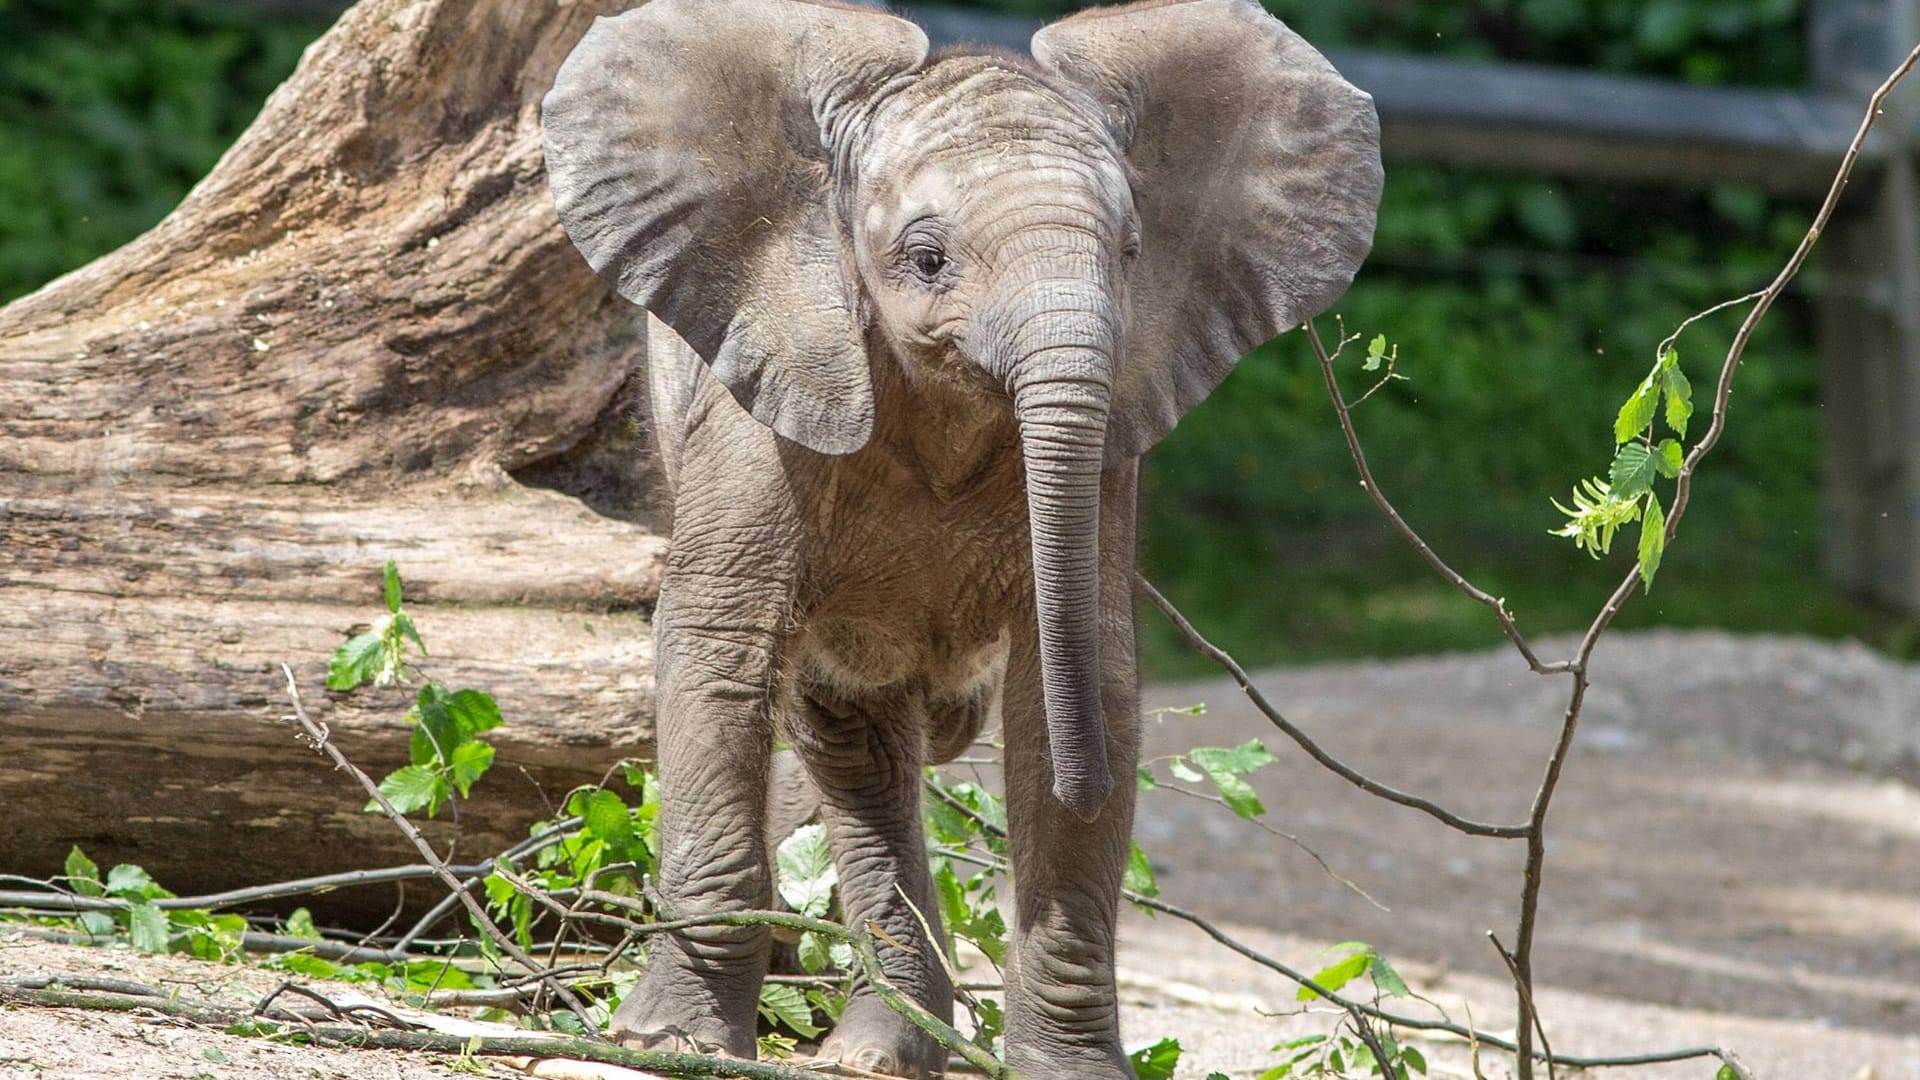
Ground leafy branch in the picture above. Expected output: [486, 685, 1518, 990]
[1131, 41, 1920, 1080]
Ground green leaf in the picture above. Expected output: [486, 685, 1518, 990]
[1168, 758, 1204, 784]
[128, 901, 169, 953]
[757, 1033, 797, 1061]
[1189, 740, 1274, 819]
[796, 930, 852, 975]
[1364, 334, 1388, 371]
[931, 859, 1008, 966]
[368, 765, 442, 815]
[775, 824, 837, 918]
[64, 846, 103, 898]
[1715, 1067, 1738, 1080]
[449, 741, 495, 798]
[1135, 764, 1158, 792]
[411, 686, 459, 764]
[285, 907, 321, 941]
[1402, 1045, 1428, 1075]
[77, 911, 117, 938]
[1296, 950, 1373, 1001]
[925, 796, 973, 847]
[327, 630, 385, 691]
[446, 688, 503, 736]
[1209, 772, 1266, 819]
[1127, 1038, 1182, 1080]
[757, 984, 822, 1039]
[392, 611, 426, 657]
[1123, 842, 1159, 900]
[1661, 351, 1694, 438]
[1188, 739, 1275, 776]
[1369, 953, 1410, 997]
[582, 788, 631, 844]
[106, 863, 166, 900]
[1607, 442, 1656, 501]
[1638, 493, 1667, 591]
[970, 997, 1004, 1052]
[1654, 438, 1685, 478]
[382, 560, 403, 614]
[1614, 373, 1660, 444]
[201, 1047, 228, 1064]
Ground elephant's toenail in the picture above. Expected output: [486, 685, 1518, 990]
[853, 1046, 902, 1072]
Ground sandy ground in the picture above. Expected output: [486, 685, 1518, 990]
[4, 629, 1919, 1078]
[1125, 629, 1920, 1078]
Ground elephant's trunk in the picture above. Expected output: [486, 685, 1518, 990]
[1011, 356, 1115, 824]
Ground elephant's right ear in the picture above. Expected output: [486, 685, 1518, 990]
[543, 0, 927, 455]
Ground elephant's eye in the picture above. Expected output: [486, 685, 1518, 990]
[907, 244, 948, 283]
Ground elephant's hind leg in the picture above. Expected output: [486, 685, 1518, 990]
[786, 679, 954, 1078]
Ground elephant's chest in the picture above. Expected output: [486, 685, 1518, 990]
[792, 458, 1029, 694]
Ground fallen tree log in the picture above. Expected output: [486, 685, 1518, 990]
[0, 0, 664, 915]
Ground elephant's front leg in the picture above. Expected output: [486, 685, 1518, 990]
[1000, 480, 1142, 1079]
[787, 679, 954, 1078]
[611, 575, 786, 1057]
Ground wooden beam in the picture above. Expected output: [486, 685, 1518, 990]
[1814, 0, 1920, 610]
[913, 7, 1876, 194]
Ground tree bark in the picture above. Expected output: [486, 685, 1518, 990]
[0, 0, 665, 917]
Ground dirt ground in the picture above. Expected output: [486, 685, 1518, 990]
[5, 630, 1919, 1078]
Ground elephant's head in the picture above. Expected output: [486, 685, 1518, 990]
[543, 0, 1381, 822]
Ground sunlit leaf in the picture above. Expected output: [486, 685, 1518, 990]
[382, 560, 403, 614]
[1638, 493, 1667, 591]
[1614, 372, 1659, 444]
[775, 824, 837, 918]
[368, 764, 442, 815]
[1128, 1038, 1182, 1080]
[1123, 842, 1159, 900]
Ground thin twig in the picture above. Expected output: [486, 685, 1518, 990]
[0, 864, 488, 915]
[1488, 933, 1554, 1080]
[1299, 322, 1570, 677]
[1148, 782, 1388, 912]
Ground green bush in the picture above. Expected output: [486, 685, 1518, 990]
[0, 0, 322, 303]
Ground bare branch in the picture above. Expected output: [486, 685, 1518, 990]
[1136, 576, 1530, 838]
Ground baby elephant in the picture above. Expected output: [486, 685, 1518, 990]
[543, 0, 1379, 1074]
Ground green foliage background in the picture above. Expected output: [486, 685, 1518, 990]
[5, 0, 1897, 675]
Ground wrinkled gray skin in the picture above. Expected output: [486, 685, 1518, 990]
[543, 0, 1380, 1074]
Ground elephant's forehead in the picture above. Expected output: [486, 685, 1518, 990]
[871, 57, 1120, 167]
[862, 59, 1130, 215]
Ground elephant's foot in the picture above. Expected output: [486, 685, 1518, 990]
[817, 996, 946, 1078]
[1004, 1042, 1133, 1080]
[609, 973, 758, 1060]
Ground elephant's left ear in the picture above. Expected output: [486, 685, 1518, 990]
[1032, 0, 1382, 460]
[543, 0, 928, 455]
